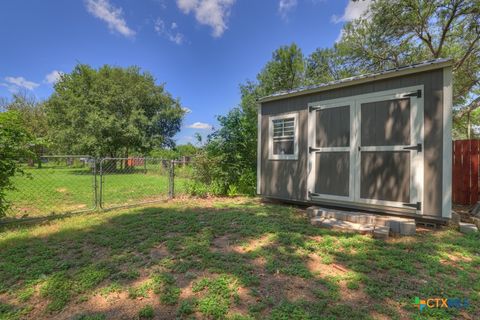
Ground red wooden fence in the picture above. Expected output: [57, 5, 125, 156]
[452, 140, 479, 205]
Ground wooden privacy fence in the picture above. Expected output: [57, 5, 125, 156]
[452, 139, 479, 205]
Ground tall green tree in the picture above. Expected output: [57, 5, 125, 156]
[257, 43, 305, 94]
[338, 0, 480, 138]
[305, 47, 358, 85]
[195, 44, 306, 195]
[45, 64, 185, 158]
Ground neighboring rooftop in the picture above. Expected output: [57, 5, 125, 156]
[259, 58, 452, 103]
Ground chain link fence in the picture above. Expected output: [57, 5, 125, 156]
[2, 156, 193, 222]
[4, 156, 97, 219]
[99, 158, 170, 209]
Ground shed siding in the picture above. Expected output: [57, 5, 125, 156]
[260, 69, 444, 217]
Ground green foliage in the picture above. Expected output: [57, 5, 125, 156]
[40, 272, 72, 312]
[177, 299, 196, 317]
[138, 305, 154, 319]
[305, 47, 358, 85]
[45, 64, 185, 157]
[151, 272, 180, 305]
[192, 275, 238, 319]
[75, 314, 106, 320]
[150, 143, 198, 160]
[257, 43, 305, 93]
[6, 92, 50, 167]
[0, 110, 32, 217]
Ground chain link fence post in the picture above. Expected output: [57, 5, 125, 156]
[169, 160, 175, 199]
[93, 157, 98, 210]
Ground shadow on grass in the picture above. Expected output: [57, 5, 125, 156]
[0, 198, 479, 319]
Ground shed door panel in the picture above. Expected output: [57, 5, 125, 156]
[361, 99, 411, 146]
[315, 152, 349, 197]
[360, 151, 410, 202]
[316, 106, 350, 147]
[357, 95, 422, 211]
[310, 103, 354, 201]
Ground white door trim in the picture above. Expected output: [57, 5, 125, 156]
[307, 101, 355, 202]
[442, 67, 453, 218]
[307, 85, 425, 214]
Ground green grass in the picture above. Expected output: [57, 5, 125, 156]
[0, 197, 478, 319]
[4, 161, 191, 218]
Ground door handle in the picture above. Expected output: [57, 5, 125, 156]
[403, 143, 422, 152]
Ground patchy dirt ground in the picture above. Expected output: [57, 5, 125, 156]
[0, 197, 479, 319]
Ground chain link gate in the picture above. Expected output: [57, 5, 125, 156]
[98, 157, 172, 210]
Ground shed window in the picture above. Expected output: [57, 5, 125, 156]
[269, 114, 298, 160]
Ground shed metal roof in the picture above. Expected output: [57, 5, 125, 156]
[258, 58, 452, 103]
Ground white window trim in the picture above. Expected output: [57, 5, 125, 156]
[268, 112, 299, 160]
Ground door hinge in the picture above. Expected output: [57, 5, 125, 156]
[309, 147, 320, 153]
[403, 202, 421, 210]
[403, 89, 422, 98]
[308, 191, 320, 198]
[403, 143, 422, 152]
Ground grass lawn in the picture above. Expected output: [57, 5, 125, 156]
[4, 161, 191, 219]
[0, 197, 479, 319]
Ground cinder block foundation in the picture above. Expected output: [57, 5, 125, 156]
[308, 206, 418, 239]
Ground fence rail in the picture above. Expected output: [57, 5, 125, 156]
[3, 156, 192, 222]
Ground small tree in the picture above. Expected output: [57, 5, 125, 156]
[6, 91, 49, 167]
[194, 44, 306, 195]
[0, 111, 33, 216]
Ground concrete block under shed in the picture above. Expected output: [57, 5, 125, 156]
[459, 222, 478, 234]
[373, 226, 390, 240]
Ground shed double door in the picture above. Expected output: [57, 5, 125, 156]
[307, 86, 424, 214]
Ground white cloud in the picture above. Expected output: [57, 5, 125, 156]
[278, 0, 297, 20]
[176, 0, 235, 37]
[44, 70, 63, 84]
[2, 76, 39, 91]
[154, 18, 185, 44]
[331, 0, 372, 23]
[186, 122, 213, 130]
[85, 0, 136, 38]
[182, 107, 192, 113]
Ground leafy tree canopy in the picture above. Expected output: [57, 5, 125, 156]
[45, 64, 185, 157]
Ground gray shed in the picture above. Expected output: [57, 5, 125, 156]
[257, 59, 453, 221]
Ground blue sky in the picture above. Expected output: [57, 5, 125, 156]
[0, 0, 370, 145]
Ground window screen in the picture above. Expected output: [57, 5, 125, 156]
[272, 118, 295, 155]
